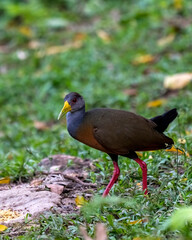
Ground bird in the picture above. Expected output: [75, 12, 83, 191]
[58, 92, 178, 197]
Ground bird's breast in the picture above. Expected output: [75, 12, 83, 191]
[75, 124, 108, 153]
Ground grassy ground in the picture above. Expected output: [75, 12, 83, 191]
[0, 0, 192, 239]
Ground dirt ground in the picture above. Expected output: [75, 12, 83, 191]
[0, 154, 97, 228]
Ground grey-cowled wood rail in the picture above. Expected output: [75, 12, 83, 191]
[58, 92, 178, 196]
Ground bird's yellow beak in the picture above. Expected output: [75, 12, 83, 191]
[58, 101, 72, 120]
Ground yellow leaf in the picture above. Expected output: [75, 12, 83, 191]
[180, 178, 187, 182]
[133, 54, 155, 65]
[174, 0, 183, 9]
[0, 225, 8, 232]
[37, 40, 83, 57]
[147, 98, 166, 108]
[0, 177, 11, 185]
[74, 33, 87, 41]
[97, 30, 111, 43]
[157, 34, 175, 47]
[129, 219, 143, 225]
[133, 238, 142, 240]
[75, 195, 87, 208]
[19, 26, 33, 37]
[164, 73, 192, 90]
[136, 182, 142, 190]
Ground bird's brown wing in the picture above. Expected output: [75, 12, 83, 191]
[88, 109, 173, 155]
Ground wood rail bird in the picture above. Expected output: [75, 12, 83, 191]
[58, 92, 178, 196]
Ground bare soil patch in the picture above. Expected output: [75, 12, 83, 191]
[0, 154, 97, 227]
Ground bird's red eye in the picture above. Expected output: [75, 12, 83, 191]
[72, 98, 77, 103]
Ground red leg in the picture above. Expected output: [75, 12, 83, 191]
[134, 158, 148, 195]
[102, 161, 120, 197]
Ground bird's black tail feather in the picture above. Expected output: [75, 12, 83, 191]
[151, 108, 178, 133]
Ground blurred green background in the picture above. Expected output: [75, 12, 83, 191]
[0, 0, 192, 238]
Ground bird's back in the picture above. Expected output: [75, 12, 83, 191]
[75, 108, 173, 155]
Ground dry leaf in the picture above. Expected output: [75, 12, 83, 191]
[157, 34, 175, 47]
[0, 177, 11, 185]
[129, 218, 147, 225]
[75, 195, 87, 208]
[37, 40, 83, 57]
[28, 40, 42, 49]
[0, 225, 8, 232]
[180, 178, 187, 182]
[34, 121, 49, 130]
[147, 98, 166, 108]
[18, 26, 33, 37]
[186, 129, 192, 135]
[30, 179, 43, 187]
[97, 30, 111, 43]
[174, 0, 183, 9]
[164, 73, 192, 90]
[74, 33, 87, 41]
[46, 184, 64, 195]
[123, 88, 138, 96]
[136, 182, 142, 190]
[133, 54, 155, 65]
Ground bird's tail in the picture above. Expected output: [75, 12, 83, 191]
[151, 108, 178, 133]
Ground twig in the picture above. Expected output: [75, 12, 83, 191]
[63, 174, 97, 187]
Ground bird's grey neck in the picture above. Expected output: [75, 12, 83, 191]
[66, 108, 85, 138]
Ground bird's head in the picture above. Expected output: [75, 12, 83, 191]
[58, 92, 85, 120]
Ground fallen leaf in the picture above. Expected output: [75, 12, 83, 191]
[123, 88, 138, 96]
[0, 225, 8, 232]
[136, 182, 142, 190]
[173, 0, 183, 9]
[0, 177, 11, 185]
[186, 129, 192, 135]
[133, 54, 155, 65]
[74, 33, 87, 41]
[75, 195, 87, 208]
[28, 40, 42, 49]
[129, 218, 147, 225]
[180, 178, 187, 182]
[30, 179, 43, 187]
[46, 184, 64, 195]
[164, 73, 192, 90]
[34, 121, 50, 130]
[157, 34, 175, 47]
[97, 30, 111, 43]
[147, 98, 166, 108]
[37, 40, 83, 57]
[18, 26, 33, 37]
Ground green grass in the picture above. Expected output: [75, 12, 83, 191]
[0, 0, 192, 239]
